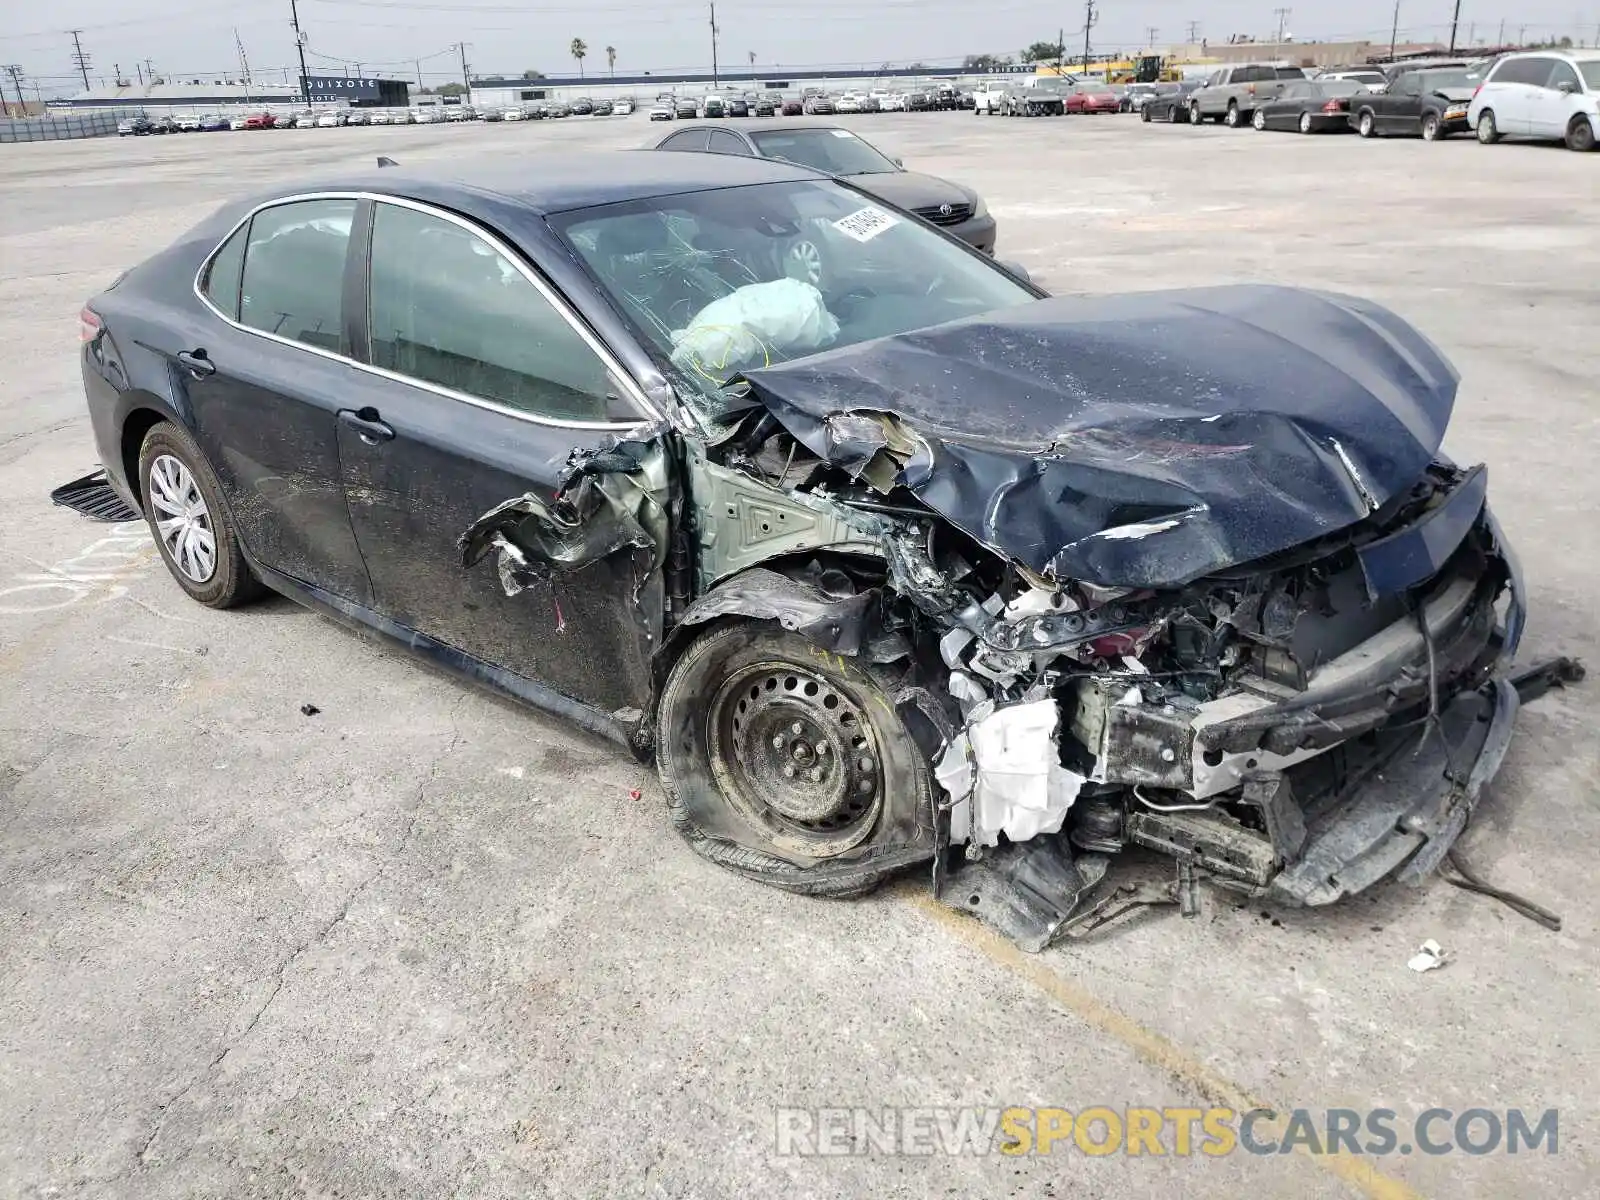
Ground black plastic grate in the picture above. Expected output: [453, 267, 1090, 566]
[50, 469, 141, 523]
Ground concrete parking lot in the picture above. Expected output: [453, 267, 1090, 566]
[1, 113, 1596, 1199]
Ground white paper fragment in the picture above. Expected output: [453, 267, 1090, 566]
[832, 205, 900, 243]
[1407, 939, 1447, 973]
[934, 699, 1084, 848]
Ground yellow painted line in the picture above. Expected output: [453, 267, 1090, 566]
[910, 892, 1426, 1200]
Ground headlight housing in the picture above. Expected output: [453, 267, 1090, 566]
[970, 196, 989, 220]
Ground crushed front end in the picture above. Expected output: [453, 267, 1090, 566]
[927, 462, 1526, 941]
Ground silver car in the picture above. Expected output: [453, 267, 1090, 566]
[1188, 62, 1308, 127]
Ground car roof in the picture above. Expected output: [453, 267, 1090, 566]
[265, 151, 820, 216]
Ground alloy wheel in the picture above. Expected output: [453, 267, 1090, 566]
[1300, 112, 1313, 133]
[148, 453, 217, 583]
[785, 239, 824, 286]
[1252, 108, 1267, 130]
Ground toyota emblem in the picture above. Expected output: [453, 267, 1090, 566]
[938, 203, 954, 217]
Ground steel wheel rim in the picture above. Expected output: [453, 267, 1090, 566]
[707, 661, 882, 853]
[785, 239, 824, 286]
[148, 454, 217, 584]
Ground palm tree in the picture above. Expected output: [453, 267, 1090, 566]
[605, 45, 616, 79]
[570, 37, 587, 79]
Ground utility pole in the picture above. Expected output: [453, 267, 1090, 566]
[1146, 25, 1159, 48]
[1273, 6, 1291, 49]
[415, 59, 423, 89]
[1518, 24, 1526, 42]
[1185, 19, 1201, 43]
[68, 30, 91, 91]
[3, 64, 25, 116]
[1057, 25, 1065, 71]
[1082, 0, 1096, 73]
[135, 62, 144, 86]
[457, 42, 471, 90]
[1390, 0, 1402, 57]
[288, 0, 311, 107]
[143, 58, 156, 84]
[1448, 0, 1462, 51]
[236, 29, 254, 107]
[1497, 18, 1505, 44]
[710, 2, 720, 86]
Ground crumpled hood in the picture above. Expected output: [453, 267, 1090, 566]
[1432, 86, 1477, 101]
[739, 285, 1460, 588]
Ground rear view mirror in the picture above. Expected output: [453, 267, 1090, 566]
[998, 260, 1031, 284]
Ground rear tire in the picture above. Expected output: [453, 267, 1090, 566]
[1141, 104, 1152, 122]
[1299, 112, 1314, 134]
[1565, 115, 1597, 151]
[1476, 109, 1500, 143]
[1358, 109, 1377, 138]
[656, 622, 934, 897]
[1225, 101, 1242, 127]
[137, 423, 263, 609]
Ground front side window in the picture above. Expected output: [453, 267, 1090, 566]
[367, 202, 621, 423]
[1579, 61, 1600, 89]
[661, 129, 709, 151]
[238, 199, 355, 351]
[1275, 67, 1306, 79]
[201, 224, 248, 320]
[1546, 61, 1582, 91]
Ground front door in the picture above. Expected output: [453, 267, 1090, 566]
[337, 197, 666, 716]
[186, 196, 373, 604]
[1529, 59, 1581, 137]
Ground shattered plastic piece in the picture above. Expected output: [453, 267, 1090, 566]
[674, 566, 876, 655]
[628, 787, 643, 801]
[299, 703, 321, 717]
[935, 699, 1085, 847]
[1407, 939, 1447, 973]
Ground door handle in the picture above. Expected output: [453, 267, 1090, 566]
[176, 348, 216, 378]
[338, 406, 395, 445]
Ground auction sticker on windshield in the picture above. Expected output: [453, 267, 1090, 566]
[833, 206, 899, 243]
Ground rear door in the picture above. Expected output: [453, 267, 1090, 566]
[336, 197, 666, 715]
[1490, 56, 1549, 133]
[186, 196, 374, 602]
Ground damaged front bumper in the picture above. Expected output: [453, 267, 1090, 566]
[931, 500, 1566, 946]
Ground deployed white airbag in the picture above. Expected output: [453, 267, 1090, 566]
[668, 278, 839, 379]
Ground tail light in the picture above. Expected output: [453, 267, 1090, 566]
[1322, 99, 1343, 113]
[1247, 82, 1257, 95]
[78, 306, 102, 343]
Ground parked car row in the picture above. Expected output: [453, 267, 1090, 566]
[114, 100, 640, 138]
[1162, 50, 1599, 151]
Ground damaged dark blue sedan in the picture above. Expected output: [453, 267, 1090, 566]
[74, 152, 1578, 950]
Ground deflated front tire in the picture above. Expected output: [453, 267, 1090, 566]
[656, 622, 934, 896]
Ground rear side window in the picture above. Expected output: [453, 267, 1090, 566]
[367, 202, 619, 423]
[1275, 67, 1306, 79]
[660, 129, 709, 151]
[707, 129, 750, 154]
[201, 224, 247, 320]
[1492, 56, 1549, 85]
[238, 199, 356, 352]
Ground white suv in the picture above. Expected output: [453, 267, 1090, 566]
[1468, 50, 1600, 151]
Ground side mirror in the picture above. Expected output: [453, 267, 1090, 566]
[1557, 80, 1577, 94]
[998, 259, 1031, 284]
[891, 156, 904, 167]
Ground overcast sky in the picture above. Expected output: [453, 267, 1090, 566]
[5, 0, 1595, 94]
